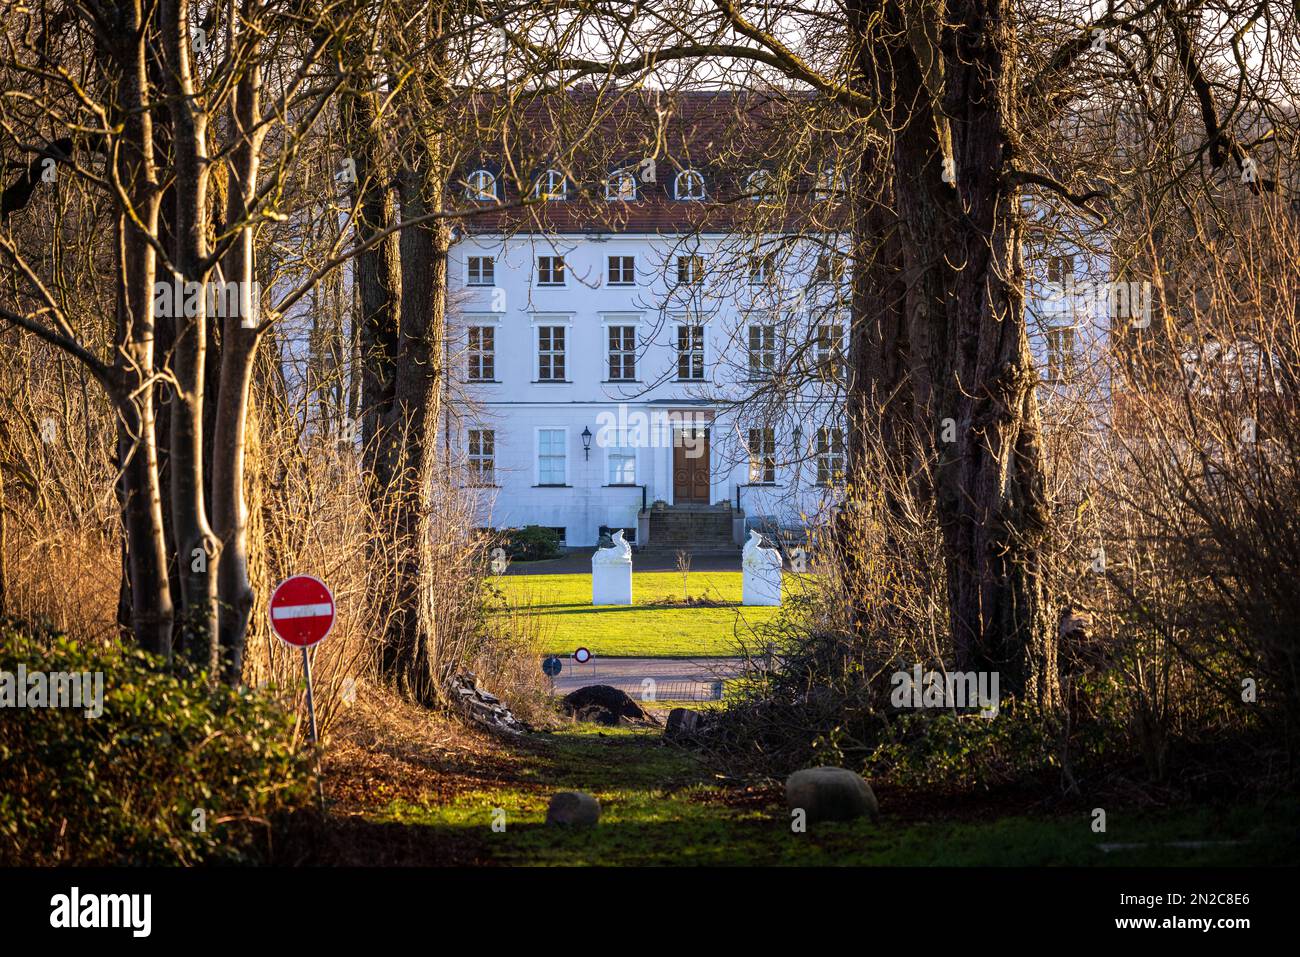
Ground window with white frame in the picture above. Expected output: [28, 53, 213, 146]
[606, 429, 636, 485]
[816, 427, 844, 487]
[814, 167, 844, 200]
[674, 169, 705, 200]
[748, 324, 775, 379]
[606, 169, 637, 201]
[746, 169, 774, 202]
[1046, 254, 1074, 287]
[534, 169, 567, 200]
[467, 429, 495, 486]
[537, 255, 565, 286]
[816, 323, 844, 379]
[537, 325, 566, 381]
[676, 324, 705, 380]
[467, 255, 495, 286]
[607, 325, 636, 381]
[608, 255, 635, 286]
[748, 427, 776, 484]
[1184, 339, 1278, 395]
[1044, 326, 1076, 384]
[676, 254, 704, 285]
[467, 326, 495, 381]
[465, 169, 497, 201]
[537, 429, 567, 485]
[748, 253, 774, 285]
[813, 253, 844, 285]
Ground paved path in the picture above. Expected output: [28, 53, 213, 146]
[548, 656, 748, 700]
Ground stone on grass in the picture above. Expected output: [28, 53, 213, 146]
[546, 791, 601, 827]
[785, 767, 878, 823]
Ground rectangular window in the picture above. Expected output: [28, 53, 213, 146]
[816, 427, 845, 487]
[538, 255, 566, 286]
[538, 429, 566, 485]
[467, 429, 495, 486]
[607, 325, 637, 381]
[1046, 254, 1074, 286]
[748, 324, 775, 379]
[467, 256, 495, 286]
[1045, 326, 1076, 384]
[813, 253, 844, 285]
[607, 429, 636, 485]
[608, 256, 635, 286]
[816, 323, 844, 380]
[537, 326, 566, 381]
[676, 324, 705, 380]
[748, 254, 774, 285]
[748, 427, 776, 484]
[467, 326, 495, 381]
[676, 255, 704, 285]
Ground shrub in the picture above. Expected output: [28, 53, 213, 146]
[0, 619, 311, 865]
[504, 525, 561, 561]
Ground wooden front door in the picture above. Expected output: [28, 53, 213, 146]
[673, 427, 710, 503]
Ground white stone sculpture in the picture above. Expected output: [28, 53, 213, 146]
[592, 529, 633, 605]
[742, 529, 783, 606]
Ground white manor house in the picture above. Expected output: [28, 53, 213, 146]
[447, 94, 1114, 550]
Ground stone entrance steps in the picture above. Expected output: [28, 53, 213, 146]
[644, 507, 738, 551]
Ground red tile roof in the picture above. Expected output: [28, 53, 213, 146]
[449, 89, 848, 235]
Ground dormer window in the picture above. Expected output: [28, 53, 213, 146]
[674, 169, 705, 201]
[746, 169, 774, 203]
[814, 167, 845, 200]
[534, 169, 568, 201]
[606, 169, 637, 201]
[465, 169, 497, 201]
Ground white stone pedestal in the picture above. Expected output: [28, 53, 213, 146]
[592, 530, 633, 605]
[742, 529, 783, 606]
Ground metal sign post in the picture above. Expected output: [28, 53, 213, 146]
[302, 646, 325, 812]
[269, 575, 336, 814]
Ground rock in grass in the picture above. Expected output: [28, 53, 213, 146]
[785, 767, 878, 823]
[546, 791, 601, 826]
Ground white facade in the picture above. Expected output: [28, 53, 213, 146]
[449, 229, 849, 547]
[448, 219, 1113, 549]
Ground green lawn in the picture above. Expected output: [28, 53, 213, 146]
[497, 571, 786, 657]
[378, 725, 1296, 866]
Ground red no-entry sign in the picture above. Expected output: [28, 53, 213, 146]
[269, 575, 336, 648]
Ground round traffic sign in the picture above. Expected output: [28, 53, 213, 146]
[269, 575, 336, 648]
[573, 647, 592, 664]
[542, 655, 563, 677]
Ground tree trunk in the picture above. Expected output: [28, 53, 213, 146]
[113, 0, 174, 657]
[839, 132, 911, 641]
[161, 0, 220, 673]
[879, 0, 1058, 707]
[839, 4, 916, 646]
[378, 13, 451, 704]
[341, 83, 400, 493]
[381, 147, 450, 703]
[213, 33, 265, 685]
